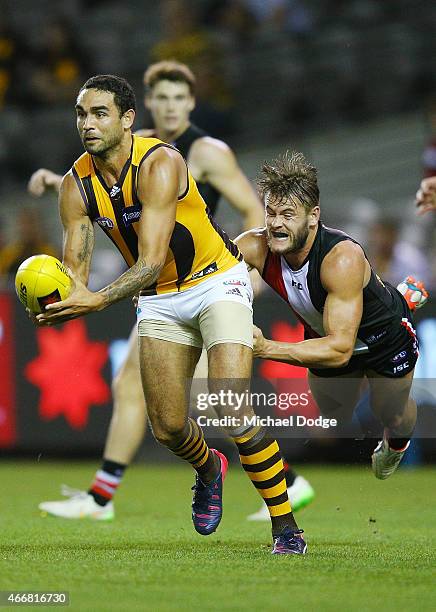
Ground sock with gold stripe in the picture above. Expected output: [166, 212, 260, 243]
[169, 418, 219, 484]
[232, 425, 298, 534]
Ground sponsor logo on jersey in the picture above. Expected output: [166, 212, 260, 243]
[95, 216, 115, 230]
[291, 279, 304, 290]
[191, 262, 218, 280]
[109, 184, 121, 199]
[364, 330, 387, 345]
[122, 205, 142, 227]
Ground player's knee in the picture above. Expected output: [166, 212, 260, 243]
[112, 367, 126, 398]
[151, 418, 187, 447]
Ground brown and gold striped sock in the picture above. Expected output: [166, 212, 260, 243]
[170, 418, 219, 484]
[233, 425, 298, 534]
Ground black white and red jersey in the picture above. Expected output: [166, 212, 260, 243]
[261, 222, 416, 358]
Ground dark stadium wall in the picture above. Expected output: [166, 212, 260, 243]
[1, 289, 436, 462]
[0, 294, 16, 447]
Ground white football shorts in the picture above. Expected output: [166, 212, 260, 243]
[137, 262, 253, 350]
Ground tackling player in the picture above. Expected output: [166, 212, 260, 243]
[236, 150, 425, 480]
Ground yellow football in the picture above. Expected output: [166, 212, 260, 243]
[15, 254, 71, 314]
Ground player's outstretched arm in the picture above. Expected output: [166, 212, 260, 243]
[416, 176, 436, 215]
[59, 172, 94, 285]
[191, 137, 265, 231]
[33, 173, 95, 326]
[253, 241, 366, 368]
[28, 168, 63, 197]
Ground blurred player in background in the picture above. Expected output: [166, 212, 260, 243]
[236, 150, 426, 481]
[422, 95, 436, 180]
[416, 176, 436, 214]
[29, 63, 314, 526]
[365, 216, 431, 286]
[0, 208, 58, 278]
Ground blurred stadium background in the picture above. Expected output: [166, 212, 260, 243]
[1, 0, 435, 459]
[1, 1, 436, 609]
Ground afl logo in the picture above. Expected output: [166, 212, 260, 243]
[95, 216, 114, 229]
[391, 350, 407, 364]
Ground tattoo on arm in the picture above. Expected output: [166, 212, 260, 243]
[99, 259, 163, 307]
[78, 223, 93, 263]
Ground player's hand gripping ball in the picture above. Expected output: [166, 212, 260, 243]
[15, 254, 71, 314]
[396, 276, 429, 311]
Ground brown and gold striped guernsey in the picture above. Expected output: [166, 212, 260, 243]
[72, 135, 242, 294]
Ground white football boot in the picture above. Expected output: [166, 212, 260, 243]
[39, 485, 114, 520]
[247, 476, 315, 521]
[372, 434, 410, 480]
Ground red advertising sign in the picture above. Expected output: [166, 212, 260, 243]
[25, 319, 110, 430]
[0, 293, 16, 446]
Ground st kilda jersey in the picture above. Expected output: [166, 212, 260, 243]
[171, 124, 221, 216]
[261, 222, 417, 357]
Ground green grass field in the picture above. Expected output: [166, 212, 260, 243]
[1, 461, 435, 611]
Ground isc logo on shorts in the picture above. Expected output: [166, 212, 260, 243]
[393, 361, 410, 374]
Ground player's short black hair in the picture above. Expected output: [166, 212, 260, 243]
[80, 75, 136, 116]
[257, 150, 319, 212]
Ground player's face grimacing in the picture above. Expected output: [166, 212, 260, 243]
[76, 89, 127, 157]
[265, 197, 313, 255]
[145, 80, 195, 136]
